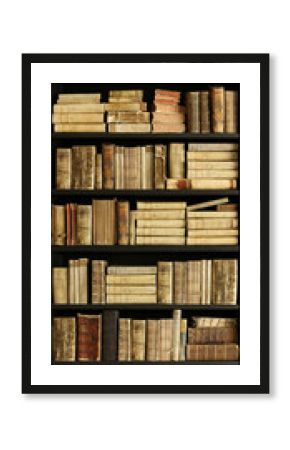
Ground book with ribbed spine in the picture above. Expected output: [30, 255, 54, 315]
[211, 87, 225, 133]
[117, 201, 129, 245]
[56, 148, 71, 189]
[76, 205, 92, 245]
[53, 317, 76, 362]
[186, 91, 200, 133]
[157, 262, 174, 304]
[77, 314, 102, 361]
[118, 319, 132, 361]
[92, 199, 117, 245]
[132, 320, 146, 361]
[92, 260, 107, 304]
[102, 143, 115, 189]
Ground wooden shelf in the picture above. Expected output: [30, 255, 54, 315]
[52, 245, 240, 254]
[52, 189, 239, 198]
[52, 132, 240, 141]
[52, 360, 240, 365]
[52, 304, 239, 311]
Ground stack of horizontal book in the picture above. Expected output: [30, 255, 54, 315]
[133, 201, 186, 245]
[106, 90, 150, 133]
[52, 258, 88, 304]
[52, 93, 106, 132]
[152, 90, 185, 133]
[187, 143, 239, 190]
[186, 317, 239, 361]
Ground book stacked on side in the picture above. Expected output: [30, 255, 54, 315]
[51, 204, 92, 245]
[152, 90, 185, 133]
[133, 201, 186, 245]
[55, 146, 96, 190]
[187, 143, 239, 189]
[52, 93, 106, 132]
[52, 258, 89, 304]
[106, 90, 150, 133]
[186, 317, 239, 361]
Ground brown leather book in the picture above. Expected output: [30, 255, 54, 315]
[118, 319, 132, 361]
[217, 203, 238, 212]
[77, 314, 102, 361]
[53, 317, 76, 362]
[187, 326, 237, 344]
[76, 205, 92, 245]
[117, 201, 129, 245]
[200, 91, 210, 133]
[174, 262, 188, 304]
[92, 260, 107, 304]
[225, 91, 238, 133]
[102, 310, 119, 361]
[102, 143, 115, 189]
[169, 143, 185, 178]
[186, 344, 239, 361]
[132, 320, 146, 361]
[186, 92, 200, 133]
[157, 262, 174, 304]
[187, 260, 201, 304]
[211, 87, 225, 133]
[92, 199, 117, 245]
[52, 205, 66, 245]
[154, 144, 166, 189]
[56, 148, 71, 189]
[52, 267, 68, 304]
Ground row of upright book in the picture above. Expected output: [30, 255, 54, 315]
[55, 142, 239, 191]
[53, 312, 239, 362]
[53, 258, 238, 305]
[52, 88, 238, 133]
[51, 198, 239, 246]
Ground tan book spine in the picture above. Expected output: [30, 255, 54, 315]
[108, 97, 143, 103]
[118, 319, 132, 361]
[211, 87, 225, 133]
[188, 229, 239, 237]
[54, 103, 105, 113]
[70, 203, 76, 245]
[179, 318, 188, 361]
[52, 113, 104, 123]
[187, 237, 238, 245]
[105, 102, 147, 112]
[134, 210, 185, 220]
[155, 320, 161, 361]
[108, 123, 151, 133]
[187, 197, 229, 211]
[187, 211, 238, 218]
[137, 219, 185, 228]
[192, 317, 237, 328]
[79, 258, 88, 304]
[56, 148, 71, 189]
[52, 267, 68, 304]
[130, 212, 136, 245]
[132, 320, 146, 361]
[146, 320, 158, 361]
[155, 89, 181, 99]
[141, 145, 154, 189]
[174, 262, 187, 304]
[169, 143, 185, 178]
[57, 93, 101, 103]
[200, 91, 210, 133]
[114, 146, 123, 189]
[136, 228, 185, 236]
[107, 295, 157, 304]
[166, 179, 191, 190]
[153, 104, 185, 113]
[107, 266, 157, 275]
[187, 169, 238, 179]
[72, 146, 96, 190]
[54, 124, 106, 132]
[186, 344, 239, 361]
[188, 143, 239, 151]
[152, 123, 185, 133]
[157, 262, 174, 304]
[95, 153, 103, 189]
[53, 317, 76, 362]
[68, 260, 75, 304]
[106, 274, 156, 285]
[160, 319, 173, 361]
[187, 151, 238, 161]
[74, 260, 80, 304]
[225, 91, 238, 133]
[52, 205, 66, 245]
[190, 179, 237, 189]
[188, 161, 238, 170]
[107, 112, 150, 123]
[92, 260, 107, 304]
[106, 286, 156, 295]
[187, 261, 201, 304]
[152, 112, 184, 123]
[102, 144, 115, 189]
[187, 218, 238, 229]
[117, 201, 129, 245]
[92, 199, 117, 245]
[136, 236, 185, 245]
[137, 201, 186, 210]
[109, 90, 143, 99]
[186, 92, 200, 133]
[76, 205, 92, 245]
[154, 144, 166, 189]
[172, 310, 181, 361]
[217, 203, 238, 212]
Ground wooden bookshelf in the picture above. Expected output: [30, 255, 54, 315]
[51, 82, 240, 365]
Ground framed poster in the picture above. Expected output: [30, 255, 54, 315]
[22, 53, 269, 394]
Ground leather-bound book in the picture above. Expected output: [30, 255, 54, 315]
[169, 143, 185, 178]
[76, 205, 92, 245]
[79, 258, 88, 304]
[172, 310, 181, 361]
[132, 320, 146, 361]
[157, 262, 174, 304]
[188, 326, 237, 344]
[52, 205, 66, 245]
[154, 144, 166, 189]
[92, 199, 117, 245]
[68, 259, 75, 304]
[92, 260, 107, 304]
[71, 146, 95, 190]
[211, 87, 225, 132]
[102, 310, 119, 361]
[53, 317, 76, 362]
[56, 148, 71, 189]
[77, 314, 102, 361]
[225, 91, 238, 133]
[70, 203, 77, 246]
[186, 92, 200, 133]
[117, 201, 129, 245]
[186, 343, 239, 361]
[102, 143, 115, 189]
[52, 267, 68, 304]
[118, 318, 132, 361]
[95, 153, 103, 189]
[200, 91, 210, 133]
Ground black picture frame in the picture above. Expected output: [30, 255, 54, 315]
[22, 53, 269, 394]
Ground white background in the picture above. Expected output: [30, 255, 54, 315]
[0, 1, 284, 449]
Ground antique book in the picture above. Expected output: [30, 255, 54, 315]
[187, 237, 238, 245]
[192, 317, 237, 327]
[66, 204, 71, 245]
[187, 218, 238, 229]
[188, 326, 237, 344]
[114, 145, 123, 189]
[169, 143, 185, 178]
[137, 219, 185, 228]
[102, 310, 119, 361]
[52, 205, 66, 245]
[52, 113, 104, 123]
[107, 266, 157, 275]
[124, 146, 141, 189]
[155, 89, 181, 99]
[174, 262, 188, 304]
[53, 317, 76, 362]
[56, 148, 71, 189]
[54, 124, 106, 132]
[106, 285, 156, 295]
[134, 210, 185, 219]
[92, 199, 117, 245]
[187, 260, 201, 304]
[108, 97, 143, 103]
[102, 143, 115, 189]
[225, 91, 238, 133]
[106, 294, 157, 304]
[186, 344, 239, 361]
[166, 179, 191, 190]
[118, 319, 132, 361]
[211, 87, 225, 133]
[71, 146, 95, 190]
[136, 228, 185, 236]
[172, 310, 181, 361]
[106, 274, 156, 285]
[160, 319, 173, 361]
[117, 201, 129, 245]
[153, 103, 185, 113]
[188, 143, 238, 151]
[137, 201, 186, 210]
[200, 260, 212, 305]
[152, 123, 185, 133]
[70, 203, 76, 245]
[76, 205, 92, 245]
[95, 153, 103, 189]
[190, 179, 238, 189]
[57, 93, 101, 103]
[212, 259, 238, 305]
[132, 320, 146, 361]
[187, 211, 238, 218]
[79, 258, 88, 304]
[92, 260, 107, 304]
[107, 112, 150, 123]
[154, 144, 167, 189]
[179, 318, 188, 361]
[52, 267, 68, 304]
[152, 112, 184, 123]
[54, 103, 105, 113]
[187, 197, 229, 211]
[129, 211, 136, 245]
[136, 236, 185, 245]
[146, 320, 158, 361]
[108, 124, 151, 133]
[200, 91, 210, 133]
[73, 260, 80, 304]
[77, 314, 102, 361]
[188, 161, 238, 170]
[187, 151, 238, 161]
[187, 169, 238, 179]
[109, 90, 143, 99]
[141, 145, 154, 189]
[217, 203, 238, 212]
[186, 91, 200, 133]
[68, 260, 75, 304]
[157, 262, 174, 304]
[105, 102, 147, 112]
[188, 229, 239, 237]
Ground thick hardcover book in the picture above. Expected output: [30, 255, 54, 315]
[92, 260, 107, 304]
[109, 123, 151, 133]
[188, 326, 237, 344]
[169, 142, 185, 179]
[95, 153, 103, 189]
[56, 148, 71, 189]
[105, 102, 147, 112]
[141, 145, 154, 189]
[146, 320, 158, 361]
[200, 91, 210, 133]
[107, 266, 157, 275]
[157, 262, 174, 304]
[212, 259, 238, 305]
[188, 143, 239, 152]
[53, 113, 104, 123]
[107, 111, 150, 123]
[78, 258, 88, 304]
[117, 201, 129, 245]
[186, 344, 239, 361]
[92, 199, 117, 245]
[77, 314, 102, 361]
[211, 87, 225, 133]
[118, 319, 132, 361]
[152, 123, 185, 133]
[53, 317, 76, 362]
[187, 260, 201, 304]
[57, 93, 101, 103]
[172, 310, 181, 361]
[54, 103, 105, 113]
[109, 90, 143, 100]
[160, 319, 173, 361]
[102, 144, 115, 189]
[186, 91, 200, 133]
[174, 262, 188, 304]
[132, 320, 146, 361]
[76, 205, 92, 245]
[154, 144, 166, 189]
[72, 146, 95, 190]
[102, 310, 119, 361]
[52, 205, 66, 245]
[54, 124, 106, 132]
[225, 91, 238, 133]
[106, 294, 157, 304]
[190, 179, 237, 189]
[52, 267, 68, 304]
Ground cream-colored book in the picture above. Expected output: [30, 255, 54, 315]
[190, 179, 237, 189]
[105, 102, 147, 112]
[137, 219, 185, 228]
[225, 91, 238, 133]
[56, 148, 72, 189]
[134, 210, 185, 220]
[106, 274, 156, 285]
[166, 178, 191, 190]
[188, 169, 238, 179]
[107, 295, 157, 304]
[137, 201, 186, 210]
[118, 319, 132, 361]
[107, 266, 157, 275]
[129, 212, 136, 245]
[132, 320, 146, 361]
[76, 205, 92, 245]
[106, 285, 157, 295]
[52, 113, 104, 123]
[140, 145, 154, 189]
[68, 260, 75, 304]
[52, 268, 68, 304]
[136, 228, 185, 236]
[187, 218, 238, 229]
[57, 93, 101, 103]
[54, 123, 106, 132]
[109, 90, 143, 99]
[74, 260, 80, 304]
[169, 143, 185, 178]
[136, 236, 185, 245]
[107, 112, 150, 123]
[187, 197, 229, 211]
[108, 97, 143, 103]
[108, 124, 151, 133]
[157, 262, 174, 304]
[188, 143, 238, 151]
[91, 260, 107, 304]
[187, 237, 239, 245]
[146, 320, 158, 361]
[172, 310, 182, 361]
[95, 154, 103, 189]
[187, 211, 238, 218]
[52, 205, 66, 245]
[187, 161, 238, 170]
[187, 151, 238, 161]
[54, 103, 105, 113]
[78, 258, 88, 304]
[188, 229, 239, 237]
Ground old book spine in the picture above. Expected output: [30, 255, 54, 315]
[109, 89, 143, 99]
[187, 218, 238, 229]
[68, 260, 75, 304]
[105, 102, 147, 112]
[200, 91, 210, 133]
[136, 236, 185, 245]
[70, 203, 76, 246]
[108, 123, 151, 133]
[152, 112, 184, 123]
[93, 200, 117, 245]
[52, 205, 66, 245]
[66, 204, 71, 245]
[169, 143, 185, 178]
[108, 266, 157, 275]
[174, 262, 186, 304]
[52, 267, 68, 304]
[76, 205, 92, 245]
[53, 317, 76, 362]
[187, 260, 201, 304]
[188, 143, 239, 151]
[53, 113, 104, 123]
[187, 197, 229, 211]
[188, 161, 238, 170]
[57, 93, 101, 103]
[160, 319, 173, 361]
[102, 310, 119, 361]
[153, 103, 185, 113]
[157, 262, 174, 304]
[129, 212, 136, 245]
[102, 144, 115, 189]
[80, 146, 96, 190]
[106, 274, 156, 285]
[166, 178, 191, 190]
[95, 154, 103, 189]
[188, 151, 238, 162]
[92, 260, 107, 304]
[118, 319, 132, 361]
[136, 228, 185, 236]
[54, 103, 105, 113]
[225, 91, 238, 133]
[211, 87, 225, 133]
[186, 344, 239, 361]
[54, 124, 106, 132]
[106, 295, 156, 304]
[186, 92, 200, 133]
[132, 320, 146, 361]
[78, 258, 88, 304]
[190, 179, 237, 189]
[56, 148, 71, 189]
[217, 203, 238, 212]
[179, 318, 188, 361]
[152, 123, 185, 133]
[187, 169, 238, 179]
[114, 146, 122, 189]
[134, 210, 185, 219]
[188, 229, 239, 237]
[137, 201, 186, 210]
[188, 326, 237, 344]
[77, 314, 102, 361]
[106, 285, 156, 295]
[74, 260, 80, 304]
[107, 112, 150, 123]
[192, 317, 237, 328]
[146, 320, 157, 361]
[154, 144, 166, 189]
[141, 145, 154, 189]
[187, 211, 238, 218]
[172, 310, 181, 361]
[187, 237, 238, 245]
[117, 201, 129, 245]
[137, 219, 185, 228]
